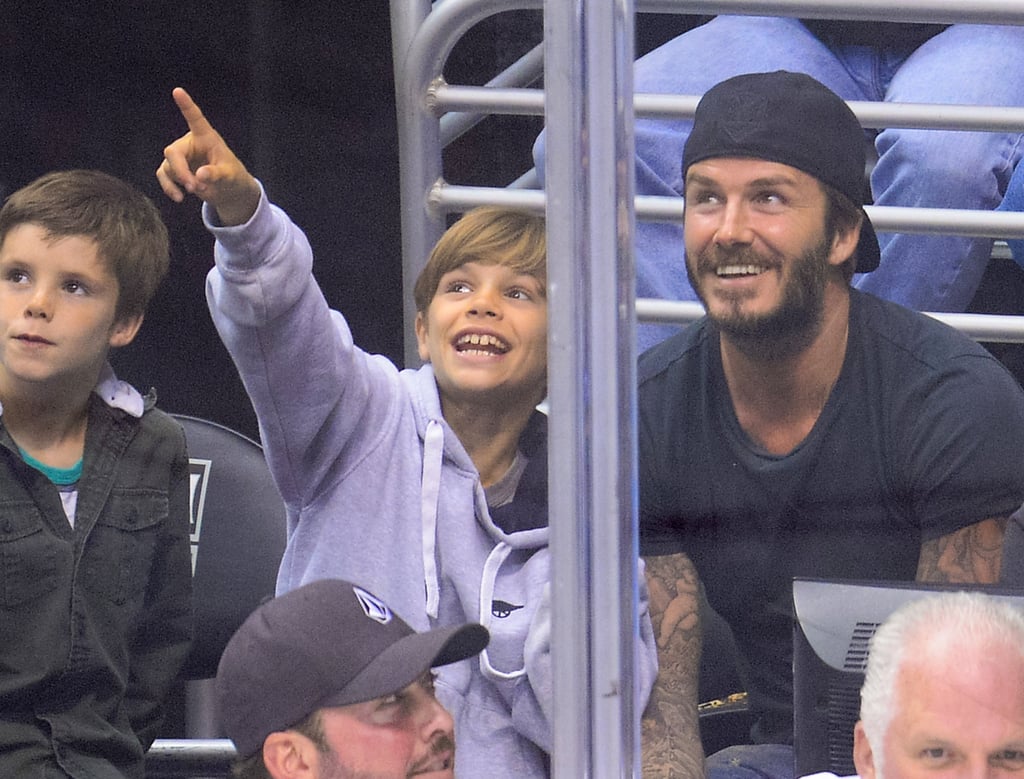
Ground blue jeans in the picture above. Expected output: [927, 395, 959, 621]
[998, 154, 1024, 265]
[706, 744, 796, 779]
[534, 17, 1024, 351]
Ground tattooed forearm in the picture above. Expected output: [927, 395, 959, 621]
[642, 552, 705, 779]
[917, 516, 1006, 583]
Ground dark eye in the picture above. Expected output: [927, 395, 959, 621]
[686, 188, 720, 206]
[753, 191, 786, 209]
[919, 746, 953, 765]
[992, 749, 1024, 769]
[445, 281, 471, 294]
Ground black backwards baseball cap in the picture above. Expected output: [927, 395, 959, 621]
[682, 70, 880, 273]
[215, 578, 490, 758]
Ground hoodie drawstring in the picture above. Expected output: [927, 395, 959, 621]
[420, 419, 443, 619]
[478, 542, 527, 680]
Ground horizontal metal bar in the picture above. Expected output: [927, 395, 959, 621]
[636, 95, 1024, 133]
[145, 739, 236, 778]
[435, 184, 1024, 240]
[636, 0, 1024, 26]
[432, 86, 1024, 134]
[636, 299, 1024, 343]
[867, 206, 1024, 239]
[431, 183, 546, 212]
[434, 85, 546, 116]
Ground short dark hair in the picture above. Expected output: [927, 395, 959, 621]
[413, 206, 546, 315]
[682, 70, 879, 272]
[230, 710, 327, 779]
[822, 181, 865, 284]
[0, 169, 170, 323]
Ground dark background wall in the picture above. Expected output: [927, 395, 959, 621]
[0, 1, 702, 441]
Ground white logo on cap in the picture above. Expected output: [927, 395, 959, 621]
[353, 586, 393, 625]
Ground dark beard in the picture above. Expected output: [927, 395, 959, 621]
[688, 236, 831, 360]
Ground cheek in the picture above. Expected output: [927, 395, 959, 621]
[683, 214, 716, 247]
[527, 311, 548, 348]
[352, 732, 418, 771]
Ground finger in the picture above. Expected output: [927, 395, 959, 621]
[161, 139, 200, 196]
[155, 159, 186, 203]
[172, 86, 216, 139]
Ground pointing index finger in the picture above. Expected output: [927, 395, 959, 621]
[171, 87, 214, 137]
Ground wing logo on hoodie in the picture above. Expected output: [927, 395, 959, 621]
[492, 600, 524, 619]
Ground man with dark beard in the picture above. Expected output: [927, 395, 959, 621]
[636, 71, 1024, 779]
[215, 579, 488, 779]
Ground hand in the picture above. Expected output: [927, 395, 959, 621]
[156, 87, 261, 227]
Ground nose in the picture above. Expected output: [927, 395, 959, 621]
[466, 285, 501, 319]
[25, 287, 52, 320]
[713, 201, 753, 247]
[416, 691, 454, 741]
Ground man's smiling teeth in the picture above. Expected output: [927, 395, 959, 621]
[456, 333, 509, 353]
[716, 264, 766, 277]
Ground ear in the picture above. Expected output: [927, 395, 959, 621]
[853, 720, 878, 779]
[414, 310, 431, 363]
[108, 313, 144, 349]
[262, 731, 318, 779]
[828, 214, 862, 269]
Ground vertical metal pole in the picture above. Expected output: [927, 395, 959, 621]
[544, 0, 639, 775]
[392, 0, 445, 368]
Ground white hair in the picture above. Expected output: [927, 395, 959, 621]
[859, 590, 1024, 772]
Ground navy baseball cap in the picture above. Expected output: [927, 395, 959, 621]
[682, 70, 880, 272]
[215, 579, 489, 758]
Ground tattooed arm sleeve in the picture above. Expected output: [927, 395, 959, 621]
[641, 551, 705, 779]
[916, 516, 1006, 584]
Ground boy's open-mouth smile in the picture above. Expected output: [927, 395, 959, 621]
[453, 331, 509, 356]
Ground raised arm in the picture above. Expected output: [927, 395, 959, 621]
[156, 87, 261, 227]
[916, 516, 1006, 584]
[642, 551, 705, 779]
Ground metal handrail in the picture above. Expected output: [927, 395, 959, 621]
[396, 0, 1024, 362]
[145, 739, 236, 779]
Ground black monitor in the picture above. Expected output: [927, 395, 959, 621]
[792, 577, 1024, 777]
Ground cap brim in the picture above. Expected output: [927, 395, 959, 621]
[320, 622, 489, 709]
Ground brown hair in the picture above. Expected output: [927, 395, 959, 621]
[413, 206, 546, 314]
[822, 181, 864, 283]
[0, 169, 170, 323]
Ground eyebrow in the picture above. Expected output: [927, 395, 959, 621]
[685, 172, 800, 190]
[992, 741, 1024, 753]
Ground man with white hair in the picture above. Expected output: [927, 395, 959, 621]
[815, 591, 1024, 779]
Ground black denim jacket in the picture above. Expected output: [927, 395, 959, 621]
[0, 392, 193, 779]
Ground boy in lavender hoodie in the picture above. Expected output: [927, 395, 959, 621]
[158, 87, 657, 777]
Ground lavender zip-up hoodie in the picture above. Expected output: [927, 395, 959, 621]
[203, 187, 658, 776]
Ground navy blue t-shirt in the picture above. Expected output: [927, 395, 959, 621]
[637, 290, 1024, 743]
